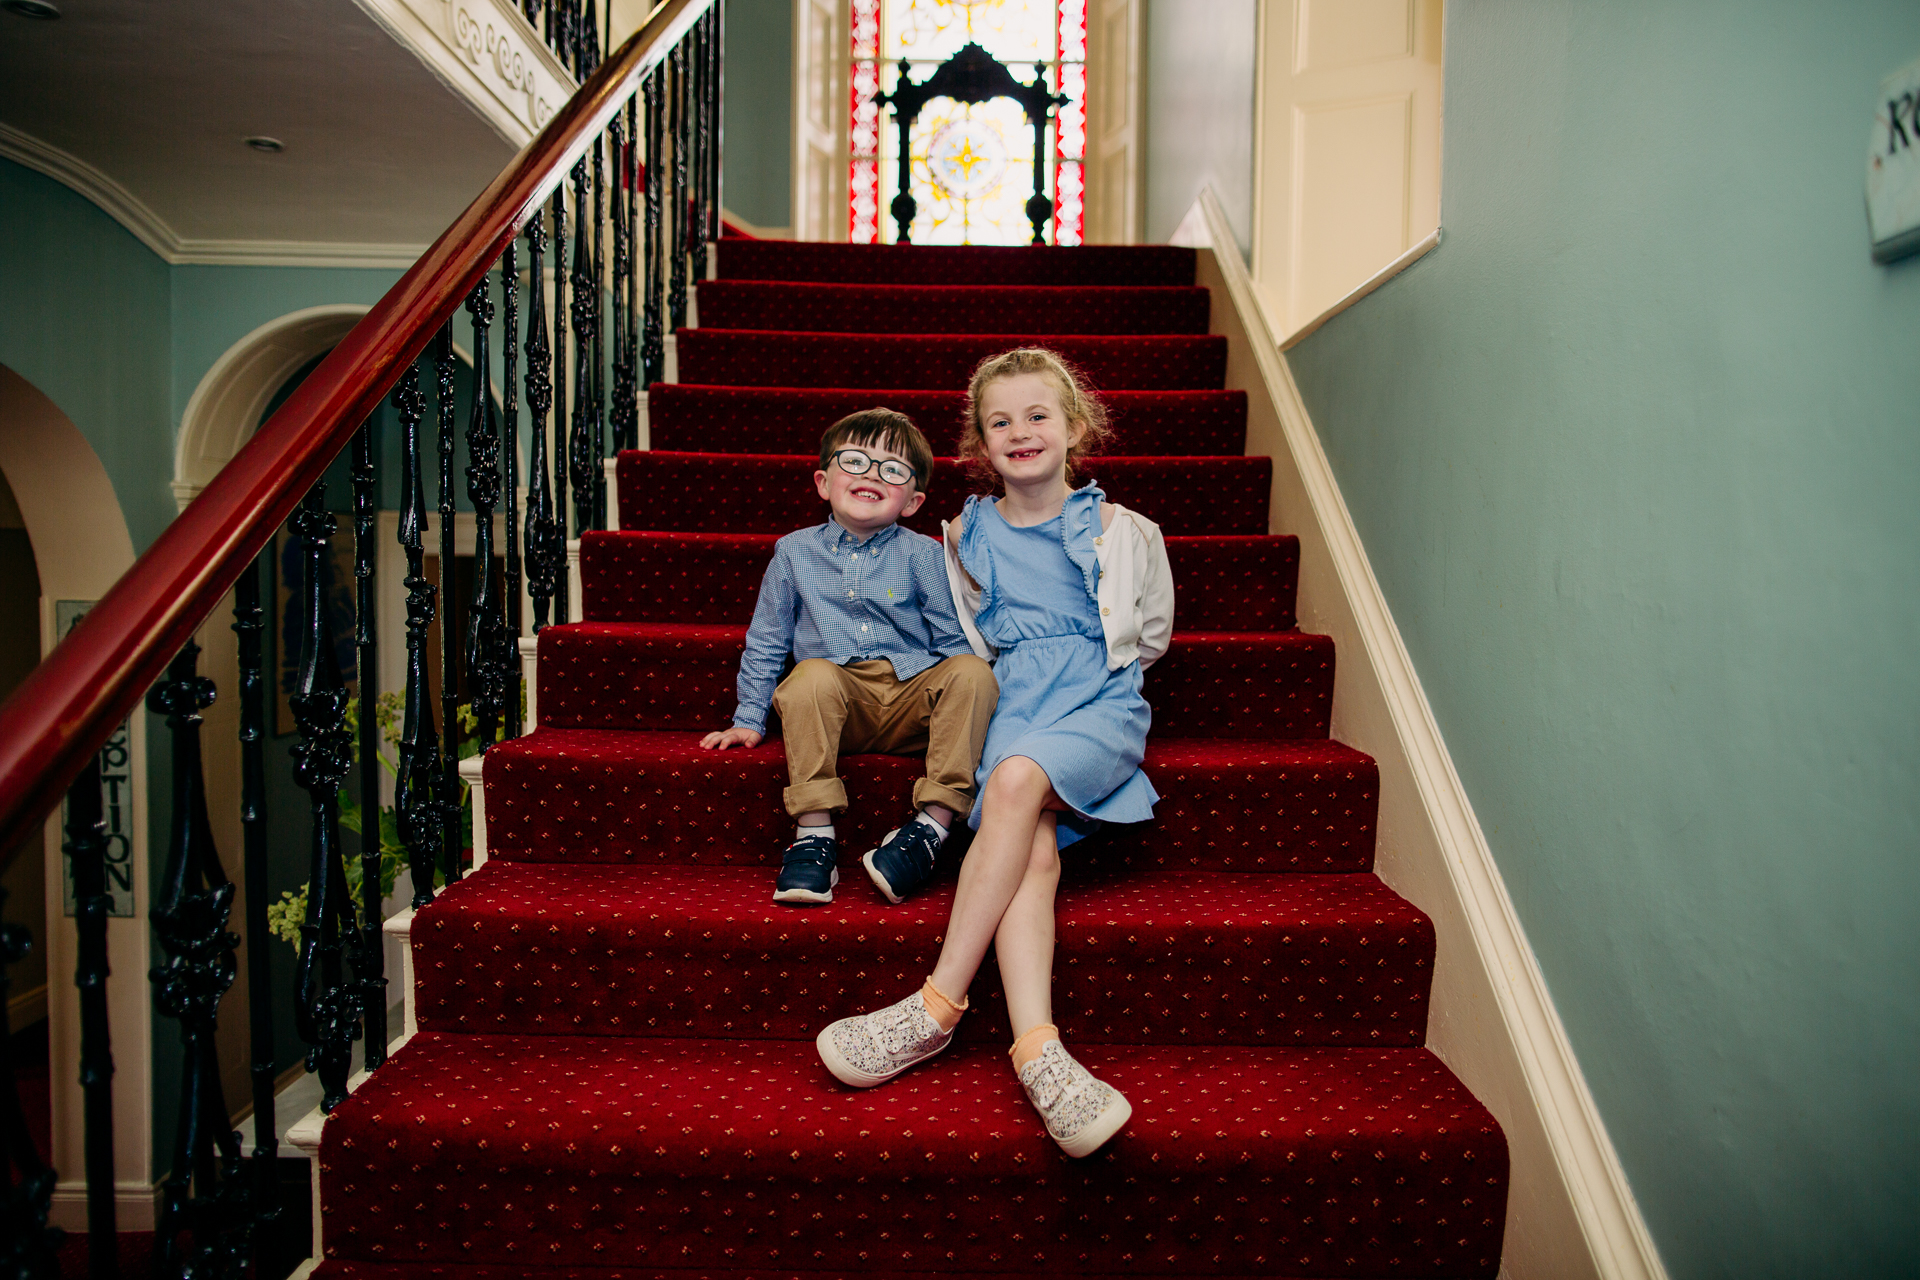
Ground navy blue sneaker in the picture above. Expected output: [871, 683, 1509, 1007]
[773, 833, 840, 905]
[862, 817, 944, 904]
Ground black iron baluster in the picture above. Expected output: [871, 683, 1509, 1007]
[550, 188, 571, 625]
[465, 279, 508, 750]
[66, 751, 116, 1276]
[669, 43, 689, 333]
[625, 93, 641, 449]
[393, 369, 442, 910]
[233, 553, 281, 1277]
[689, 15, 709, 285]
[350, 420, 388, 1070]
[642, 68, 665, 391]
[500, 243, 524, 736]
[708, 3, 724, 244]
[524, 214, 561, 633]
[2, 888, 63, 1277]
[433, 325, 462, 887]
[150, 641, 251, 1277]
[569, 156, 596, 540]
[610, 113, 634, 458]
[288, 486, 363, 1114]
[582, 137, 606, 534]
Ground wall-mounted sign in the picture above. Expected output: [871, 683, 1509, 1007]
[1867, 55, 1920, 264]
[55, 600, 136, 919]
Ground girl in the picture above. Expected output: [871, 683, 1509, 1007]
[816, 347, 1174, 1158]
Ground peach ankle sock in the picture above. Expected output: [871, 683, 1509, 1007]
[920, 977, 969, 1032]
[1009, 1023, 1060, 1071]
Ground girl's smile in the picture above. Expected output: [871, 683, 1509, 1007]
[980, 372, 1085, 495]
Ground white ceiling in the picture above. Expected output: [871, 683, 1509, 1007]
[0, 0, 520, 249]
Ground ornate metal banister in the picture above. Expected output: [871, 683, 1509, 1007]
[0, 2, 723, 1269]
[0, 0, 716, 858]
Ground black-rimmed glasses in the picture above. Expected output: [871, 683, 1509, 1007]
[831, 449, 917, 486]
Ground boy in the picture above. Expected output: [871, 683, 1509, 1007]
[700, 409, 997, 906]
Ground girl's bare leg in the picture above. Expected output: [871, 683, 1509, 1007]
[927, 756, 1055, 1019]
[994, 814, 1061, 1037]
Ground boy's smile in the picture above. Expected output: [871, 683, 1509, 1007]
[814, 437, 926, 537]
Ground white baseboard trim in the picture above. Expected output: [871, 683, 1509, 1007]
[49, 1180, 162, 1232]
[1188, 187, 1666, 1280]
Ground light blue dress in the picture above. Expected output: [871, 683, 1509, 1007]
[958, 483, 1159, 849]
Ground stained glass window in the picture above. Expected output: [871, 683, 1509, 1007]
[850, 0, 1086, 245]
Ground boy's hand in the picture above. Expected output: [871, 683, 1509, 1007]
[699, 726, 764, 750]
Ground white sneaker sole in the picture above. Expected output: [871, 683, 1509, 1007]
[1053, 1089, 1132, 1158]
[772, 867, 838, 905]
[815, 1021, 950, 1088]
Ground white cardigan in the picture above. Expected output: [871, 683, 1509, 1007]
[941, 502, 1174, 672]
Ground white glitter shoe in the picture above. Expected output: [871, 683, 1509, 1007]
[1018, 1039, 1132, 1157]
[816, 989, 954, 1088]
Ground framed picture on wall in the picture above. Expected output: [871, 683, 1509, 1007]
[274, 524, 360, 737]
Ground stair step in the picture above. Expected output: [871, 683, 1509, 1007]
[648, 385, 1249, 456]
[614, 452, 1272, 537]
[483, 730, 1374, 874]
[413, 861, 1431, 1045]
[716, 240, 1197, 286]
[581, 531, 1300, 632]
[534, 625, 1333, 738]
[673, 331, 1227, 390]
[695, 281, 1213, 335]
[318, 1033, 1506, 1276]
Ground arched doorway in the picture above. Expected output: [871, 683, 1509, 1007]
[0, 363, 154, 1229]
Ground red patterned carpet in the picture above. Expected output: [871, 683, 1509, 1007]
[314, 243, 1506, 1277]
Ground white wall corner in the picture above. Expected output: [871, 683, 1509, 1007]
[1184, 186, 1668, 1280]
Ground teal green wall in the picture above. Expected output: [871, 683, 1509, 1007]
[0, 156, 414, 1181]
[1144, 0, 1255, 259]
[721, 0, 792, 228]
[0, 160, 174, 551]
[1283, 3, 1920, 1275]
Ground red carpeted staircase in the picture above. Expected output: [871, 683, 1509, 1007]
[313, 243, 1507, 1279]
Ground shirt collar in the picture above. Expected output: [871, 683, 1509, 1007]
[821, 515, 902, 551]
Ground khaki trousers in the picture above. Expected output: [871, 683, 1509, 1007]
[770, 654, 998, 818]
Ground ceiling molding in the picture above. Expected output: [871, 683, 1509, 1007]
[351, 0, 576, 148]
[1, 122, 429, 270]
[0, 120, 175, 260]
[169, 240, 428, 269]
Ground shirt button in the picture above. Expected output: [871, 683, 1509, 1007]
[847, 589, 855, 599]
[861, 624, 869, 632]
[1101, 607, 1111, 616]
[871, 549, 879, 557]
[1094, 537, 1104, 545]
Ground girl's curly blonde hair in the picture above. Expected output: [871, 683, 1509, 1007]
[959, 347, 1113, 489]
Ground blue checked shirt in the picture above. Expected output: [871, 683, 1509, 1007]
[732, 517, 972, 735]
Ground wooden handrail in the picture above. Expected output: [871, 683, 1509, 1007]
[0, 0, 711, 858]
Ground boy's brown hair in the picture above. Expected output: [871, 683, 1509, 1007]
[818, 407, 935, 492]
[959, 347, 1113, 489]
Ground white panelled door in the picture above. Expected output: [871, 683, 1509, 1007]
[1252, 0, 1441, 338]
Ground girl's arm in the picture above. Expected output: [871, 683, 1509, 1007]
[1134, 516, 1175, 670]
[940, 515, 996, 661]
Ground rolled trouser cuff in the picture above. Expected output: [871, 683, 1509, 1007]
[911, 779, 973, 818]
[783, 778, 849, 817]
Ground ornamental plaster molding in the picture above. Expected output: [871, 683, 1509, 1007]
[0, 122, 429, 268]
[352, 0, 575, 146]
